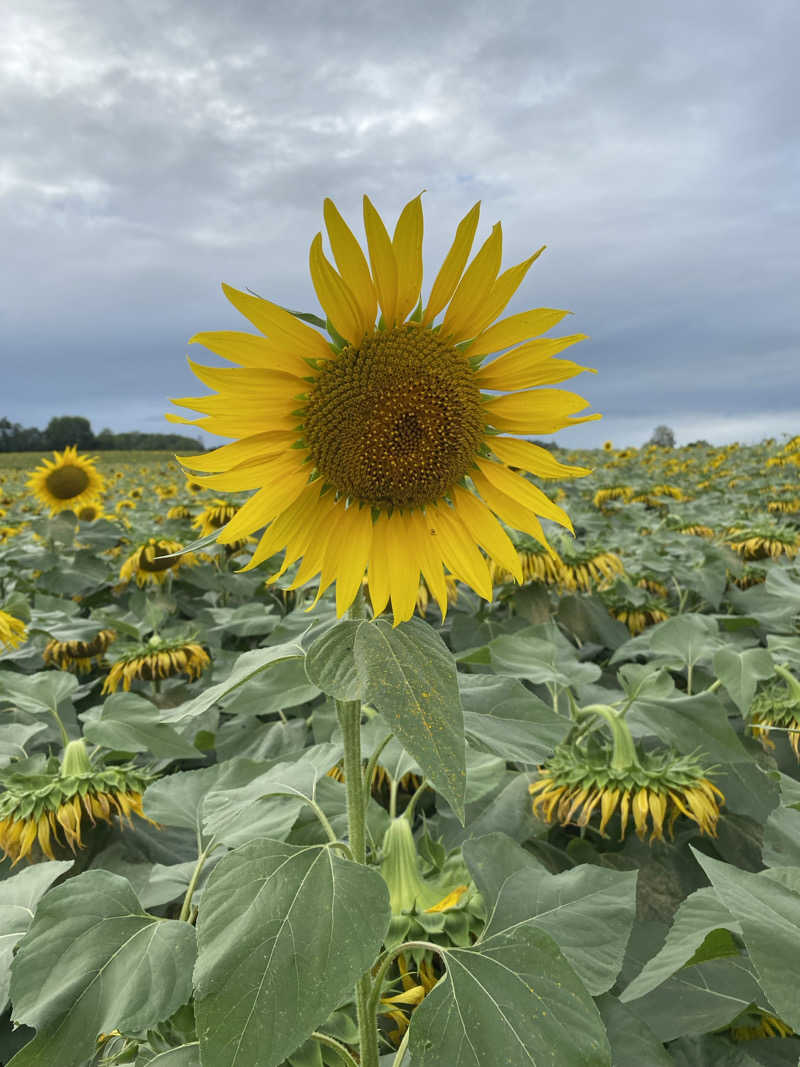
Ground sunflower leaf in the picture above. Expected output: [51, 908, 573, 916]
[353, 617, 466, 821]
[194, 838, 390, 1067]
[7, 871, 196, 1067]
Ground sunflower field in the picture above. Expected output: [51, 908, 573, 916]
[1, 196, 800, 1066]
[0, 434, 799, 1066]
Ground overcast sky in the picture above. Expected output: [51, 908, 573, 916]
[2, 0, 798, 450]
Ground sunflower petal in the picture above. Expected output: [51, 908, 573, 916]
[363, 196, 398, 327]
[475, 459, 574, 534]
[309, 232, 366, 346]
[422, 201, 481, 326]
[451, 486, 523, 582]
[470, 468, 556, 557]
[441, 223, 503, 343]
[323, 198, 378, 329]
[189, 331, 316, 373]
[221, 283, 332, 359]
[392, 192, 425, 323]
[475, 336, 591, 390]
[428, 503, 492, 601]
[488, 437, 593, 480]
[468, 309, 573, 358]
[456, 247, 545, 341]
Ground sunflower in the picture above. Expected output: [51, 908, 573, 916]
[0, 609, 27, 651]
[75, 501, 108, 523]
[530, 709, 724, 842]
[43, 628, 116, 674]
[724, 525, 799, 561]
[192, 499, 239, 536]
[602, 440, 613, 451]
[103, 637, 210, 693]
[490, 534, 564, 587]
[169, 194, 600, 623]
[166, 504, 193, 520]
[730, 1011, 795, 1041]
[27, 446, 105, 516]
[748, 666, 800, 759]
[0, 740, 156, 865]
[119, 537, 196, 587]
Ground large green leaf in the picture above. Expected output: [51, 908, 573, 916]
[407, 886, 611, 1066]
[0, 671, 77, 717]
[305, 620, 363, 700]
[627, 691, 749, 764]
[488, 628, 602, 687]
[8, 871, 196, 1067]
[470, 861, 638, 994]
[0, 862, 73, 1012]
[644, 614, 725, 670]
[194, 838, 390, 1067]
[354, 617, 466, 820]
[620, 887, 741, 1001]
[692, 850, 800, 1030]
[160, 640, 305, 726]
[762, 804, 800, 867]
[83, 692, 202, 758]
[594, 995, 674, 1067]
[712, 648, 775, 716]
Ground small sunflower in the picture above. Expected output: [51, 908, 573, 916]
[75, 501, 108, 523]
[748, 666, 800, 759]
[555, 543, 625, 594]
[530, 705, 724, 842]
[490, 534, 564, 587]
[166, 504, 193, 520]
[103, 636, 210, 693]
[169, 193, 600, 624]
[592, 485, 634, 509]
[43, 628, 116, 674]
[192, 499, 239, 536]
[0, 740, 157, 865]
[27, 446, 105, 516]
[602, 440, 613, 452]
[0, 609, 27, 651]
[724, 524, 799, 561]
[730, 1010, 795, 1041]
[119, 538, 196, 587]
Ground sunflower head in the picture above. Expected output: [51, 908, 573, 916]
[0, 740, 157, 865]
[166, 504, 193, 520]
[102, 636, 210, 693]
[530, 740, 724, 842]
[748, 666, 800, 759]
[27, 446, 105, 516]
[43, 628, 116, 674]
[603, 440, 613, 451]
[119, 538, 196, 587]
[169, 194, 600, 624]
[192, 499, 239, 537]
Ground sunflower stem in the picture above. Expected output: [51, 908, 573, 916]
[180, 843, 213, 922]
[310, 1031, 360, 1067]
[579, 704, 641, 773]
[337, 586, 379, 1067]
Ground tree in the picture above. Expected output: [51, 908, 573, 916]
[44, 415, 95, 451]
[647, 424, 676, 448]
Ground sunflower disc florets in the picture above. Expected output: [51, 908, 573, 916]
[0, 740, 157, 865]
[530, 739, 724, 842]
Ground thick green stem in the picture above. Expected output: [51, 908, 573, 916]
[180, 843, 213, 922]
[337, 587, 379, 1066]
[686, 661, 693, 697]
[579, 703, 640, 773]
[311, 1031, 360, 1067]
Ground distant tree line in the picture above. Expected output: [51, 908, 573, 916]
[0, 415, 204, 453]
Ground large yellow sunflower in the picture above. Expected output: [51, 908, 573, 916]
[27, 446, 105, 515]
[169, 194, 600, 623]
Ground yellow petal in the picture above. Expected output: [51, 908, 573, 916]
[217, 473, 310, 543]
[385, 514, 421, 624]
[221, 283, 332, 360]
[268, 490, 340, 580]
[189, 331, 314, 374]
[422, 201, 481, 326]
[239, 483, 328, 573]
[323, 198, 378, 329]
[470, 468, 555, 556]
[367, 511, 392, 616]
[404, 511, 449, 618]
[468, 309, 572, 358]
[177, 431, 296, 473]
[428, 503, 492, 601]
[488, 437, 593, 480]
[333, 506, 374, 616]
[309, 232, 366, 346]
[425, 885, 468, 913]
[456, 247, 544, 341]
[185, 360, 305, 396]
[475, 335, 590, 390]
[392, 192, 425, 323]
[363, 195, 398, 327]
[441, 223, 503, 343]
[483, 388, 600, 435]
[194, 453, 308, 493]
[475, 459, 574, 534]
[451, 486, 522, 583]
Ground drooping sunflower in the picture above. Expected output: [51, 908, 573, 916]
[192, 499, 240, 537]
[0, 609, 27, 651]
[103, 637, 210, 693]
[169, 194, 600, 623]
[43, 628, 116, 674]
[0, 740, 157, 865]
[119, 537, 196, 587]
[27, 446, 105, 516]
[530, 707, 724, 843]
[748, 666, 800, 760]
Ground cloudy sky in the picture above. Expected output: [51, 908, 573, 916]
[2, 0, 798, 449]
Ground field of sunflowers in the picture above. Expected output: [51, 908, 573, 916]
[1, 433, 800, 1066]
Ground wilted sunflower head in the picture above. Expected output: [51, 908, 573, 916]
[43, 628, 116, 674]
[748, 666, 800, 759]
[169, 194, 601, 624]
[530, 730, 724, 843]
[102, 636, 210, 693]
[166, 504, 193, 520]
[119, 538, 196, 587]
[0, 609, 27, 652]
[192, 499, 239, 537]
[27, 446, 105, 516]
[0, 740, 157, 865]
